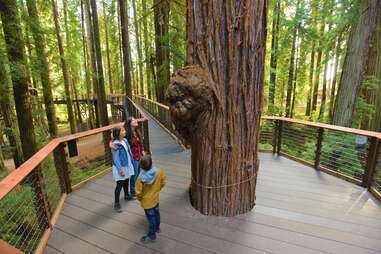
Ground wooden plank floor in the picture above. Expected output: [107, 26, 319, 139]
[45, 114, 381, 254]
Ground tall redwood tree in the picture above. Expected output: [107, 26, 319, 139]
[167, 0, 268, 216]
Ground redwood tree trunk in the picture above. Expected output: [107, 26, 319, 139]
[328, 35, 342, 122]
[167, 0, 268, 216]
[119, 0, 132, 97]
[52, 0, 77, 133]
[362, 2, 381, 131]
[154, 0, 170, 103]
[268, 0, 280, 114]
[26, 0, 58, 137]
[333, 0, 379, 127]
[0, 0, 38, 160]
[311, 24, 324, 112]
[132, 0, 145, 95]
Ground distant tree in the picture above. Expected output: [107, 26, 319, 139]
[333, 0, 379, 127]
[52, 0, 77, 133]
[26, 0, 58, 138]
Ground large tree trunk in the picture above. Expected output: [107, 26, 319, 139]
[362, 3, 381, 131]
[333, 0, 379, 127]
[102, 0, 114, 94]
[132, 0, 145, 95]
[52, 0, 77, 133]
[328, 35, 342, 122]
[142, 0, 152, 99]
[305, 41, 315, 116]
[285, 25, 298, 117]
[319, 51, 329, 121]
[81, 0, 95, 129]
[0, 0, 38, 160]
[119, 0, 132, 97]
[26, 0, 58, 138]
[268, 0, 280, 114]
[89, 0, 111, 163]
[84, 0, 100, 128]
[167, 0, 268, 216]
[0, 46, 24, 167]
[311, 23, 324, 112]
[154, 0, 170, 103]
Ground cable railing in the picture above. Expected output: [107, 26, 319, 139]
[134, 95, 381, 203]
[0, 96, 148, 254]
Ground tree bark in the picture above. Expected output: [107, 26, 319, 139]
[328, 34, 342, 122]
[0, 46, 24, 167]
[167, 0, 268, 216]
[0, 0, 38, 160]
[81, 0, 95, 129]
[319, 51, 329, 121]
[119, 0, 132, 97]
[311, 23, 324, 113]
[268, 0, 280, 114]
[142, 0, 152, 99]
[26, 0, 58, 138]
[132, 0, 145, 95]
[52, 0, 76, 133]
[362, 2, 381, 131]
[84, 0, 100, 128]
[285, 25, 298, 117]
[333, 0, 379, 127]
[102, 0, 114, 94]
[154, 0, 170, 103]
[306, 41, 315, 116]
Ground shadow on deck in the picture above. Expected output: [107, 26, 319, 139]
[44, 114, 381, 254]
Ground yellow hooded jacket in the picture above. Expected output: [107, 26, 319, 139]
[136, 167, 166, 209]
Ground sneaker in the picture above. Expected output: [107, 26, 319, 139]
[156, 226, 161, 233]
[130, 194, 137, 200]
[114, 203, 122, 213]
[124, 195, 133, 201]
[140, 235, 156, 243]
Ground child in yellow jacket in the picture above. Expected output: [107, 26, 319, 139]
[136, 155, 166, 243]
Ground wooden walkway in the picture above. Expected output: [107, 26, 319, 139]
[45, 114, 381, 254]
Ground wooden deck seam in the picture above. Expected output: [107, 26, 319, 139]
[67, 191, 381, 252]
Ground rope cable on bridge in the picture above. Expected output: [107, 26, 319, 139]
[190, 173, 257, 189]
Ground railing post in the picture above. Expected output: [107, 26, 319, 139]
[53, 143, 72, 194]
[272, 120, 278, 154]
[362, 137, 379, 188]
[314, 127, 324, 169]
[276, 120, 283, 155]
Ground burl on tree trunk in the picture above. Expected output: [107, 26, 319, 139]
[166, 0, 267, 218]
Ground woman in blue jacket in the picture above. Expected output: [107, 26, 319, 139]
[111, 126, 135, 212]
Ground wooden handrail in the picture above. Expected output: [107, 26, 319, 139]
[134, 95, 169, 110]
[135, 95, 381, 140]
[261, 116, 381, 139]
[0, 122, 132, 201]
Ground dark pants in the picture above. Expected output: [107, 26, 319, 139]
[130, 159, 140, 195]
[114, 179, 129, 203]
[144, 203, 160, 239]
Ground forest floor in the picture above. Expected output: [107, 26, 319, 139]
[3, 128, 105, 172]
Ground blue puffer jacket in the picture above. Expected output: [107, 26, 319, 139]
[112, 139, 133, 171]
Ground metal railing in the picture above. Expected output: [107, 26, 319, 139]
[134, 95, 187, 147]
[134, 95, 381, 202]
[0, 96, 148, 253]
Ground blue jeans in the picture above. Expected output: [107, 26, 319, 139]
[144, 204, 160, 239]
[130, 159, 140, 195]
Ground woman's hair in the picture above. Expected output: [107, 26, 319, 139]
[112, 126, 122, 140]
[139, 155, 152, 171]
[124, 117, 141, 145]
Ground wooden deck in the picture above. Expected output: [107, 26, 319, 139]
[45, 114, 381, 254]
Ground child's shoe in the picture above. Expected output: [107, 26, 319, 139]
[130, 194, 137, 200]
[140, 235, 157, 243]
[156, 226, 160, 233]
[114, 203, 122, 213]
[124, 195, 132, 201]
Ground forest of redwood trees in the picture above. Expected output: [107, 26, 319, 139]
[0, 0, 380, 200]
